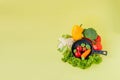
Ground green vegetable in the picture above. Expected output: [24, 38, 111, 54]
[62, 34, 72, 39]
[81, 43, 85, 47]
[59, 46, 73, 62]
[83, 28, 98, 40]
[92, 53, 102, 64]
[57, 46, 68, 53]
[81, 57, 85, 60]
[86, 44, 91, 49]
[58, 45, 102, 69]
[73, 49, 76, 53]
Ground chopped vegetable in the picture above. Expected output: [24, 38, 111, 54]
[86, 44, 91, 49]
[83, 28, 98, 40]
[81, 43, 85, 47]
[73, 49, 76, 53]
[81, 49, 91, 58]
[82, 47, 87, 52]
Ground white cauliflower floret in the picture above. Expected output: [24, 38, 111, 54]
[58, 37, 74, 49]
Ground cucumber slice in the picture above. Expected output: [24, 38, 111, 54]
[86, 44, 91, 49]
[81, 43, 85, 47]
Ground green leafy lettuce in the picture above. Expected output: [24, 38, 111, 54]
[58, 46, 102, 69]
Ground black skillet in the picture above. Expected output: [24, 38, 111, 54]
[72, 38, 107, 58]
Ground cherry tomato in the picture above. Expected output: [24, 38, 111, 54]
[82, 47, 87, 52]
[95, 35, 101, 42]
[76, 46, 82, 51]
[75, 51, 81, 58]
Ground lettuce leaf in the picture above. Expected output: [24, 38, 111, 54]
[58, 46, 102, 69]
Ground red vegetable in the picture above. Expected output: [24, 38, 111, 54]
[96, 42, 102, 50]
[95, 35, 101, 42]
[93, 44, 98, 50]
[81, 49, 91, 58]
[93, 42, 102, 50]
[76, 46, 82, 51]
[82, 47, 87, 52]
[75, 51, 81, 58]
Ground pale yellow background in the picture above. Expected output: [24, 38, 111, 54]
[0, 0, 120, 80]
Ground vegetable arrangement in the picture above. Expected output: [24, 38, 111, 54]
[58, 24, 107, 69]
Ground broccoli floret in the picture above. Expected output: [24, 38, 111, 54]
[83, 28, 98, 40]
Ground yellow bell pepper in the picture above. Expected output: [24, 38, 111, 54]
[72, 24, 83, 41]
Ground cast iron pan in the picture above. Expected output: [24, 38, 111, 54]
[72, 38, 107, 58]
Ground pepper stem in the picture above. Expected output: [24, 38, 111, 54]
[80, 24, 83, 27]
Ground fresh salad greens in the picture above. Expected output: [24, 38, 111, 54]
[58, 45, 102, 69]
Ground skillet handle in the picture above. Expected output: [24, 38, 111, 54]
[93, 50, 107, 56]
